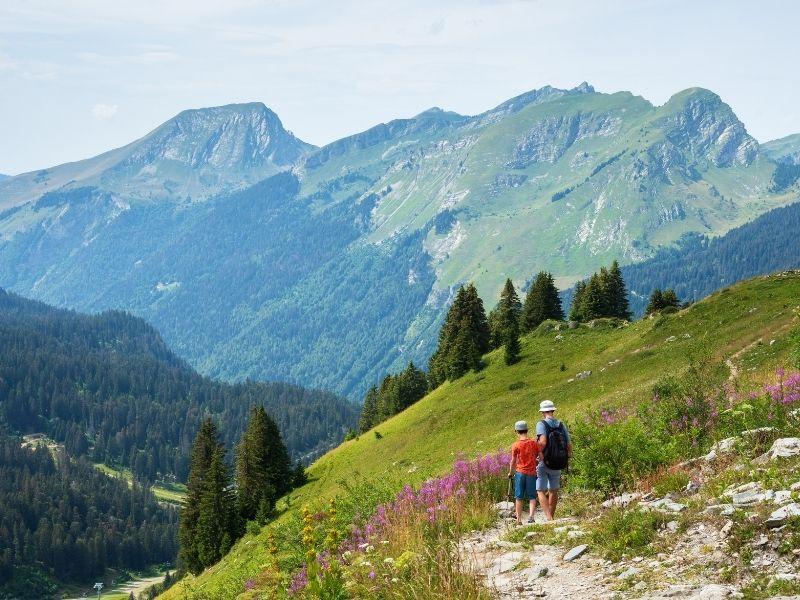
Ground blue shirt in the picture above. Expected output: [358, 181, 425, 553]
[536, 417, 570, 444]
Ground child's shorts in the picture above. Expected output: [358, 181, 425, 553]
[514, 471, 537, 500]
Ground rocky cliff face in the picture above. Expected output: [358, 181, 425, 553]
[0, 103, 314, 208]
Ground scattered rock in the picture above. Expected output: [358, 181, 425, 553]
[601, 492, 641, 509]
[666, 520, 680, 533]
[766, 503, 800, 527]
[568, 321, 578, 329]
[732, 489, 774, 506]
[791, 481, 800, 491]
[775, 572, 798, 582]
[720, 520, 734, 537]
[666, 335, 677, 342]
[537, 567, 549, 578]
[633, 581, 647, 591]
[690, 583, 737, 599]
[575, 370, 592, 380]
[493, 501, 515, 518]
[646, 498, 687, 513]
[563, 544, 588, 562]
[774, 490, 792, 505]
[618, 566, 640, 579]
[766, 437, 800, 459]
[705, 504, 735, 516]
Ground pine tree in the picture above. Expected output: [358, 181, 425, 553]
[235, 407, 277, 523]
[358, 386, 379, 433]
[489, 279, 521, 349]
[606, 260, 632, 320]
[580, 273, 606, 320]
[428, 283, 490, 387]
[447, 319, 481, 379]
[662, 289, 679, 310]
[503, 316, 521, 365]
[396, 362, 427, 411]
[522, 272, 563, 331]
[179, 418, 221, 575]
[569, 280, 587, 322]
[195, 446, 234, 568]
[646, 288, 664, 314]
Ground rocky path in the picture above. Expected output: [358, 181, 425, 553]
[459, 512, 618, 599]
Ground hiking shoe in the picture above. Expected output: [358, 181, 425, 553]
[527, 516, 535, 524]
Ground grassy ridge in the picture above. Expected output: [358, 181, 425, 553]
[162, 272, 800, 599]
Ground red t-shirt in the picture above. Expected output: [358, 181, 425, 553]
[512, 438, 539, 475]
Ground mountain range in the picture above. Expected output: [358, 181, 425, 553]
[1, 83, 799, 399]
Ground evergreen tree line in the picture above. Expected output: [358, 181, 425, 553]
[622, 201, 800, 317]
[359, 272, 566, 431]
[0, 288, 358, 484]
[357, 362, 427, 433]
[645, 288, 681, 315]
[178, 409, 305, 575]
[568, 260, 631, 322]
[0, 436, 178, 589]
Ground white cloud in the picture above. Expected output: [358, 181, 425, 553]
[91, 103, 118, 120]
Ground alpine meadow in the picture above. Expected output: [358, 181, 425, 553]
[3, 2, 800, 599]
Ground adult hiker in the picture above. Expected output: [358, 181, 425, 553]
[507, 420, 539, 525]
[535, 400, 571, 521]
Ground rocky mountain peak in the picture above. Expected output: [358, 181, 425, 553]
[128, 102, 314, 172]
[660, 88, 758, 167]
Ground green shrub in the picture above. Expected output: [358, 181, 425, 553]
[651, 470, 690, 497]
[590, 508, 667, 560]
[570, 417, 666, 493]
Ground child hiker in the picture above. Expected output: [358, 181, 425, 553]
[507, 420, 539, 525]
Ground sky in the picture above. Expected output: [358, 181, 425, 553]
[1, 0, 799, 175]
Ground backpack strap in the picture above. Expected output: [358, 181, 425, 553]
[539, 419, 552, 438]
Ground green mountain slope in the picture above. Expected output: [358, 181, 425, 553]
[0, 287, 357, 469]
[0, 86, 798, 399]
[163, 271, 800, 598]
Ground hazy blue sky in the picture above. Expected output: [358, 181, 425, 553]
[1, 0, 798, 174]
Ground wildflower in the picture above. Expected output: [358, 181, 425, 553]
[369, 570, 376, 580]
[383, 557, 395, 564]
[391, 577, 399, 583]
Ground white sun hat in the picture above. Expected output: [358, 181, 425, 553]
[539, 400, 556, 412]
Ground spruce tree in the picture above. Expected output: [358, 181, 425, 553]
[662, 289, 679, 310]
[195, 446, 234, 568]
[606, 260, 632, 320]
[428, 283, 490, 387]
[569, 280, 587, 322]
[179, 418, 222, 575]
[646, 288, 665, 314]
[490, 279, 521, 349]
[447, 320, 481, 379]
[503, 315, 521, 365]
[396, 362, 427, 411]
[522, 272, 563, 331]
[581, 273, 606, 321]
[235, 407, 276, 523]
[358, 386, 379, 433]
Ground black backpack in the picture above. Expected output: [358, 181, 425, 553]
[540, 419, 569, 470]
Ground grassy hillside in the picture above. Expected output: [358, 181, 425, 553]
[163, 271, 800, 599]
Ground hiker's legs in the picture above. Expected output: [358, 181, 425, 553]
[514, 498, 524, 523]
[548, 489, 560, 518]
[528, 498, 536, 520]
[537, 491, 551, 519]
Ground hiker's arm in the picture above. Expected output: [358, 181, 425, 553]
[508, 451, 516, 477]
[537, 434, 547, 451]
[567, 442, 573, 458]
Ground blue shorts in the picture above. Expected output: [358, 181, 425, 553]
[514, 472, 537, 500]
[536, 462, 561, 491]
